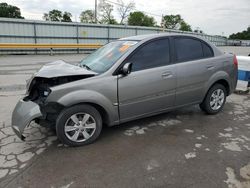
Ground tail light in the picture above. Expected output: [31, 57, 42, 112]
[233, 55, 238, 68]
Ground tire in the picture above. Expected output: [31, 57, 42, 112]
[56, 104, 102, 147]
[200, 84, 227, 115]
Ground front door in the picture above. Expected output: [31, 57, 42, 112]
[118, 38, 176, 122]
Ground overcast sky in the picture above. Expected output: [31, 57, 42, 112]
[2, 0, 250, 36]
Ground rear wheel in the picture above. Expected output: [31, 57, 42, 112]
[200, 84, 226, 115]
[56, 104, 102, 146]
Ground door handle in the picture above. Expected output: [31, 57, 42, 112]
[206, 65, 215, 70]
[162, 72, 173, 78]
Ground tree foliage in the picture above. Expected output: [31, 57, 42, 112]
[180, 21, 192, 32]
[229, 27, 250, 40]
[98, 0, 118, 24]
[128, 11, 156, 27]
[0, 2, 24, 19]
[80, 10, 95, 23]
[116, 0, 135, 24]
[62, 12, 72, 22]
[43, 9, 72, 22]
[162, 14, 192, 31]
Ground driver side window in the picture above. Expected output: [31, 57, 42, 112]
[126, 38, 170, 72]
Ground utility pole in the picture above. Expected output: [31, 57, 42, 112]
[95, 0, 97, 23]
[161, 14, 165, 32]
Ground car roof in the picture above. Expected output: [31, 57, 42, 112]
[119, 33, 223, 56]
[119, 33, 202, 41]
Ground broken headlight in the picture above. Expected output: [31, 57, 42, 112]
[25, 74, 35, 95]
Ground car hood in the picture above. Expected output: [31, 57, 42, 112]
[34, 60, 97, 78]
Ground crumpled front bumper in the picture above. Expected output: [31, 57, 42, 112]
[12, 99, 43, 140]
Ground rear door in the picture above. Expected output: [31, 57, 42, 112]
[173, 36, 215, 106]
[118, 38, 176, 121]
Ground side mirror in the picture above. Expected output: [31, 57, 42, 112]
[121, 63, 132, 75]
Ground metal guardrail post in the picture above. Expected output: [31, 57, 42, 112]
[33, 22, 37, 55]
[50, 48, 53, 56]
[76, 24, 79, 54]
[107, 26, 110, 43]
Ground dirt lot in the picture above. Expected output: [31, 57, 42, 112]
[0, 49, 250, 188]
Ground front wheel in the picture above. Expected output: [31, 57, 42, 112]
[200, 84, 227, 115]
[56, 104, 102, 146]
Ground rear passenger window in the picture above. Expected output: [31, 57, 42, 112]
[202, 43, 214, 58]
[174, 38, 203, 62]
[126, 38, 170, 72]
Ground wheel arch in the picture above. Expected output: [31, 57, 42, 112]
[52, 90, 119, 126]
[202, 78, 230, 103]
[204, 71, 231, 96]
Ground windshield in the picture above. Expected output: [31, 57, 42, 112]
[80, 40, 138, 73]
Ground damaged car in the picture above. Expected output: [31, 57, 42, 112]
[12, 34, 238, 146]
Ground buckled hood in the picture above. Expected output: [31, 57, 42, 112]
[35, 60, 97, 78]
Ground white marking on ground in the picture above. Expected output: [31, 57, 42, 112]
[0, 169, 9, 179]
[221, 142, 242, 152]
[241, 135, 250, 141]
[136, 127, 148, 135]
[124, 119, 182, 136]
[124, 129, 134, 136]
[60, 181, 74, 188]
[205, 148, 210, 151]
[219, 133, 233, 138]
[224, 164, 250, 188]
[184, 129, 194, 133]
[231, 138, 245, 143]
[240, 163, 250, 180]
[131, 126, 140, 131]
[243, 145, 250, 150]
[36, 148, 46, 155]
[146, 159, 160, 171]
[224, 127, 233, 132]
[195, 143, 202, 148]
[185, 152, 196, 159]
[201, 135, 208, 139]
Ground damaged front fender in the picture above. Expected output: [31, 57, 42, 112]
[12, 99, 43, 140]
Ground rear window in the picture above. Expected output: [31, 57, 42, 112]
[174, 38, 203, 62]
[202, 43, 214, 58]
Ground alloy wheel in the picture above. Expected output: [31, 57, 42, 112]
[64, 113, 96, 142]
[209, 89, 225, 111]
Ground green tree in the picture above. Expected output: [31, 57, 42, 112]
[0, 2, 24, 19]
[180, 21, 192, 32]
[62, 12, 72, 22]
[98, 0, 118, 24]
[162, 14, 182, 29]
[229, 27, 250, 40]
[43, 9, 62, 21]
[43, 9, 72, 22]
[80, 10, 95, 23]
[128, 11, 156, 27]
[162, 14, 192, 31]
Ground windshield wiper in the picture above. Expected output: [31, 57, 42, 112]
[79, 64, 92, 71]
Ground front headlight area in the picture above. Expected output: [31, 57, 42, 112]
[25, 74, 35, 92]
[23, 77, 52, 104]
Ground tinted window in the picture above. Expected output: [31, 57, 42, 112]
[126, 38, 170, 72]
[202, 43, 214, 58]
[174, 38, 203, 62]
